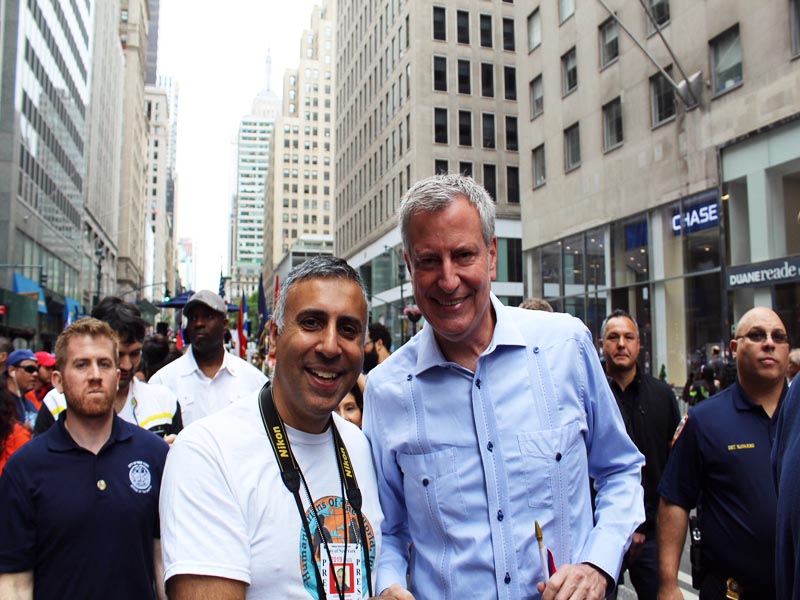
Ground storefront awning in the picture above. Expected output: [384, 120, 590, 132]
[12, 273, 47, 314]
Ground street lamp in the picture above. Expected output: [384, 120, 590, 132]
[93, 246, 105, 310]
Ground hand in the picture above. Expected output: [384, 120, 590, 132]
[537, 563, 608, 600]
[163, 434, 177, 446]
[377, 583, 416, 600]
[626, 532, 646, 564]
[656, 582, 684, 600]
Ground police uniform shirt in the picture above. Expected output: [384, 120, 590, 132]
[0, 413, 168, 600]
[658, 382, 785, 593]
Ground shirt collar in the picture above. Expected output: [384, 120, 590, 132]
[413, 293, 524, 375]
[47, 412, 132, 453]
[732, 381, 788, 412]
[181, 346, 237, 378]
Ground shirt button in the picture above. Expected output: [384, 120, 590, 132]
[556, 452, 562, 462]
[497, 509, 504, 521]
[533, 346, 540, 354]
[487, 441, 494, 452]
[504, 572, 511, 584]
[422, 478, 429, 487]
[97, 479, 107, 491]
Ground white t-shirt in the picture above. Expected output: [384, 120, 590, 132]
[160, 396, 383, 599]
[149, 346, 268, 426]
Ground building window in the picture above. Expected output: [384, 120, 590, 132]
[504, 66, 517, 100]
[711, 25, 743, 95]
[433, 56, 447, 91]
[457, 10, 470, 44]
[459, 161, 473, 177]
[433, 6, 446, 40]
[505, 116, 518, 151]
[564, 123, 581, 172]
[458, 59, 471, 94]
[532, 144, 546, 187]
[530, 75, 543, 119]
[527, 9, 541, 51]
[482, 113, 496, 149]
[603, 98, 623, 151]
[434, 108, 448, 143]
[458, 110, 472, 146]
[560, 0, 575, 24]
[650, 67, 676, 126]
[481, 63, 494, 97]
[599, 18, 619, 67]
[480, 14, 493, 47]
[792, 0, 800, 56]
[483, 164, 497, 201]
[435, 159, 449, 174]
[507, 166, 520, 203]
[646, 0, 670, 34]
[562, 47, 577, 95]
[503, 18, 515, 51]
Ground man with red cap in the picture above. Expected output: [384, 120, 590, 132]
[25, 352, 55, 410]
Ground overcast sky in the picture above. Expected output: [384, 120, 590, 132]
[158, 0, 319, 290]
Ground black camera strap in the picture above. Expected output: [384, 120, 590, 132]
[258, 383, 373, 598]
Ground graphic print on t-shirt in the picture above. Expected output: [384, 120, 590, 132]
[300, 495, 376, 599]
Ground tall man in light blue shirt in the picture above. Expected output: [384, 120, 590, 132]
[364, 174, 645, 600]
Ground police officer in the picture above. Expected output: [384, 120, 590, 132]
[657, 307, 790, 600]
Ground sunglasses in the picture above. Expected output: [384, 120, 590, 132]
[17, 365, 38, 374]
[737, 330, 789, 345]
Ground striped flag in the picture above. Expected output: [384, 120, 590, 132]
[237, 293, 248, 359]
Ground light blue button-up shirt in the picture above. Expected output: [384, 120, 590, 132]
[364, 295, 645, 599]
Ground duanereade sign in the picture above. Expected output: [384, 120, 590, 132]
[727, 256, 800, 289]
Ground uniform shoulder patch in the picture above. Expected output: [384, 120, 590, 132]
[671, 414, 689, 447]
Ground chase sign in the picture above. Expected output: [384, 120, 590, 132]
[671, 190, 720, 236]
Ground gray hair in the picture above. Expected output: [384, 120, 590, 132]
[399, 174, 496, 250]
[272, 255, 367, 333]
[601, 309, 639, 339]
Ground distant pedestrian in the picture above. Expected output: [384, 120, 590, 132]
[3, 350, 38, 430]
[0, 385, 30, 476]
[24, 351, 55, 410]
[788, 348, 800, 386]
[519, 297, 554, 312]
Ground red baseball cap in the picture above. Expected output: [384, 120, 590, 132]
[35, 351, 56, 367]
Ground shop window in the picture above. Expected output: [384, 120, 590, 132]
[503, 18, 515, 51]
[482, 113, 496, 149]
[527, 9, 541, 51]
[603, 97, 624, 151]
[459, 110, 472, 146]
[433, 6, 446, 40]
[612, 217, 649, 286]
[480, 14, 493, 48]
[646, 0, 670, 34]
[497, 238, 523, 282]
[542, 242, 562, 297]
[505, 116, 518, 151]
[458, 59, 471, 94]
[504, 66, 517, 100]
[483, 164, 497, 201]
[650, 66, 676, 126]
[530, 75, 543, 119]
[711, 25, 743, 95]
[562, 48, 577, 95]
[532, 144, 546, 188]
[599, 18, 619, 67]
[560, 0, 575, 24]
[434, 108, 448, 143]
[433, 56, 447, 91]
[507, 166, 520, 203]
[564, 123, 581, 172]
[481, 63, 494, 97]
[457, 10, 470, 44]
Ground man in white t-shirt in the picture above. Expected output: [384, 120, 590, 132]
[149, 290, 267, 426]
[160, 256, 389, 599]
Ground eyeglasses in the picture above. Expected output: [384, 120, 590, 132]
[737, 331, 789, 345]
[18, 365, 38, 374]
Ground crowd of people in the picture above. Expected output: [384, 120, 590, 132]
[0, 173, 799, 600]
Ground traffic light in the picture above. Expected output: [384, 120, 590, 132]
[163, 287, 171, 302]
[39, 271, 47, 287]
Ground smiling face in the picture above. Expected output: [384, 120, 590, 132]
[269, 277, 367, 434]
[405, 195, 497, 358]
[731, 307, 790, 388]
[52, 334, 120, 419]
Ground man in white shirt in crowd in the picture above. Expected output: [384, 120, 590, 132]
[149, 290, 267, 426]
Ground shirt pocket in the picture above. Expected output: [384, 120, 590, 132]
[518, 421, 584, 508]
[397, 447, 467, 535]
[179, 395, 195, 424]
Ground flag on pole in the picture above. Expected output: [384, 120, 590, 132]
[175, 327, 184, 351]
[257, 273, 268, 340]
[237, 292, 247, 359]
[218, 270, 226, 299]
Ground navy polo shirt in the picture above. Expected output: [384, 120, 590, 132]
[0, 413, 168, 600]
[658, 382, 783, 593]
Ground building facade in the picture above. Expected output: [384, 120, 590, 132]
[263, 2, 337, 279]
[0, 0, 93, 345]
[335, 0, 523, 348]
[519, 0, 800, 384]
[143, 85, 169, 302]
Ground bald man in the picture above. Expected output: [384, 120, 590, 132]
[657, 307, 789, 600]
